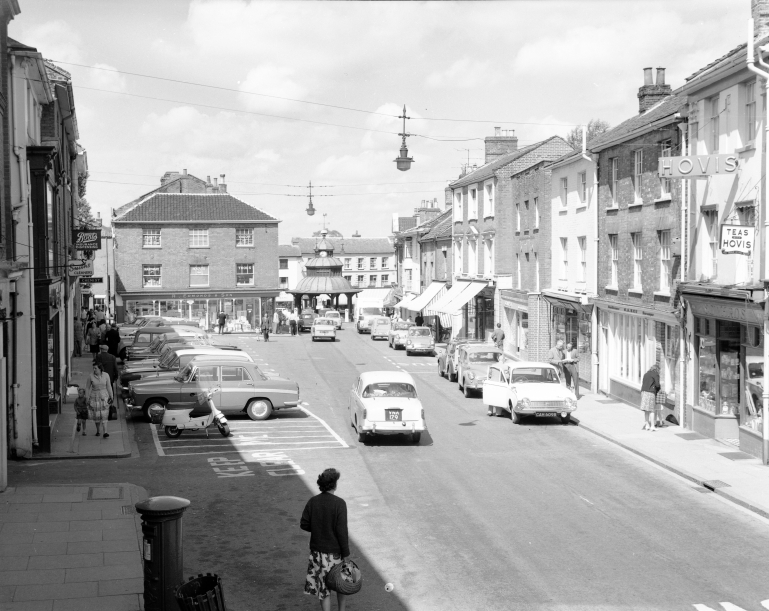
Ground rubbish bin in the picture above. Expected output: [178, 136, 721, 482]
[175, 573, 227, 611]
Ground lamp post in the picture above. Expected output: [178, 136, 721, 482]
[306, 180, 316, 216]
[394, 105, 414, 171]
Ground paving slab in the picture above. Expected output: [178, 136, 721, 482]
[4, 601, 53, 611]
[0, 568, 65, 586]
[53, 593, 140, 611]
[27, 554, 104, 570]
[97, 577, 143, 596]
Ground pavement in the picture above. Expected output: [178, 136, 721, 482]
[573, 388, 769, 520]
[0, 483, 146, 611]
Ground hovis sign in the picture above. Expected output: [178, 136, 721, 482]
[720, 225, 753, 256]
[658, 154, 738, 178]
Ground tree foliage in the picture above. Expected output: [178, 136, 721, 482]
[76, 170, 95, 227]
[565, 119, 611, 151]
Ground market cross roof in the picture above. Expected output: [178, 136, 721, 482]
[113, 193, 278, 223]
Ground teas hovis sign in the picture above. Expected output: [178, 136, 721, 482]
[658, 154, 738, 178]
[72, 229, 101, 250]
[720, 225, 753, 256]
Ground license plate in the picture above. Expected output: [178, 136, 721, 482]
[535, 412, 556, 417]
[386, 409, 402, 421]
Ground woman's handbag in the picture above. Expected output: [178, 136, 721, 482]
[108, 398, 117, 420]
[326, 559, 363, 595]
[655, 391, 667, 405]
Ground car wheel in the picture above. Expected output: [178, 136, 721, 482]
[561, 414, 571, 425]
[246, 399, 273, 421]
[358, 430, 367, 443]
[512, 410, 522, 424]
[463, 384, 472, 398]
[406, 350, 411, 356]
[438, 366, 444, 378]
[411, 432, 421, 444]
[449, 368, 457, 383]
[143, 399, 166, 423]
[164, 425, 182, 438]
[458, 375, 464, 391]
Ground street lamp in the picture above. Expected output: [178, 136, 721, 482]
[394, 105, 414, 172]
[306, 180, 316, 216]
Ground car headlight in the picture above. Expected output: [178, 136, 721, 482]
[565, 397, 577, 409]
[516, 397, 531, 409]
[467, 372, 475, 380]
[407, 340, 413, 346]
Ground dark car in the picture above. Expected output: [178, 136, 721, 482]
[126, 358, 300, 421]
[299, 309, 316, 332]
[437, 338, 489, 382]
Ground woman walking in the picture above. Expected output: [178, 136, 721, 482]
[301, 468, 350, 611]
[640, 363, 661, 431]
[85, 362, 113, 438]
[261, 314, 270, 342]
[86, 322, 100, 355]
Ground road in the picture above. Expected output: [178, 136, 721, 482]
[11, 327, 769, 611]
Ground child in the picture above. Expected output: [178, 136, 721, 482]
[74, 387, 88, 435]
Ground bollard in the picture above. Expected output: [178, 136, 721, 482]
[135, 496, 191, 611]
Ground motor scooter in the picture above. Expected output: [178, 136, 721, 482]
[150, 387, 230, 439]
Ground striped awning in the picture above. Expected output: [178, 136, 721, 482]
[406, 282, 447, 313]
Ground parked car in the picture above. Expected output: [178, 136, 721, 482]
[311, 317, 337, 342]
[126, 358, 300, 422]
[388, 321, 415, 349]
[370, 317, 392, 340]
[747, 355, 764, 412]
[126, 325, 208, 360]
[405, 326, 435, 356]
[482, 361, 577, 424]
[456, 345, 504, 397]
[128, 334, 208, 362]
[325, 310, 343, 329]
[348, 371, 425, 443]
[355, 305, 384, 334]
[299, 309, 316, 332]
[437, 338, 489, 382]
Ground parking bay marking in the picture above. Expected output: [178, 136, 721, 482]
[154, 406, 348, 457]
[208, 453, 305, 478]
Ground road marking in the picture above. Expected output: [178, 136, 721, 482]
[150, 423, 165, 457]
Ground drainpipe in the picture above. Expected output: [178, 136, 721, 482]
[581, 125, 600, 393]
[747, 18, 769, 463]
[678, 122, 689, 428]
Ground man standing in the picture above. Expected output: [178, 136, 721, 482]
[491, 323, 505, 350]
[415, 312, 424, 327]
[218, 311, 226, 335]
[105, 323, 121, 358]
[564, 342, 580, 399]
[546, 339, 566, 384]
[73, 316, 83, 357]
[261, 314, 270, 342]
[273, 310, 280, 334]
[289, 310, 297, 336]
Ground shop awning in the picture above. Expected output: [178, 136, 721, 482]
[395, 293, 418, 310]
[433, 280, 488, 315]
[429, 281, 470, 314]
[406, 282, 447, 313]
[541, 291, 593, 318]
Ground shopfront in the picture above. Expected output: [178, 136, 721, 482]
[684, 292, 765, 454]
[499, 289, 528, 359]
[121, 291, 278, 332]
[542, 292, 592, 388]
[463, 286, 495, 341]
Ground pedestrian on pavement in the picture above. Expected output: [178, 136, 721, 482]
[74, 387, 88, 435]
[273, 310, 281, 334]
[301, 468, 350, 611]
[564, 342, 580, 400]
[415, 312, 424, 327]
[86, 322, 100, 355]
[94, 306, 106, 324]
[218, 311, 227, 335]
[640, 363, 661, 431]
[546, 339, 566, 384]
[491, 323, 505, 350]
[105, 323, 121, 358]
[73, 316, 83, 357]
[290, 310, 298, 336]
[94, 345, 119, 415]
[85, 362, 113, 438]
[98, 319, 107, 344]
[261, 314, 270, 342]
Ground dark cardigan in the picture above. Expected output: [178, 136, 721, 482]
[300, 492, 350, 557]
[641, 369, 660, 394]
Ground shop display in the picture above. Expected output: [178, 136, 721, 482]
[698, 337, 717, 413]
[719, 340, 740, 416]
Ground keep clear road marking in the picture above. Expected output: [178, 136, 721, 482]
[153, 404, 348, 457]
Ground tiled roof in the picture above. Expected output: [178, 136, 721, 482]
[278, 245, 302, 257]
[685, 43, 746, 82]
[43, 60, 71, 81]
[397, 210, 447, 238]
[113, 193, 278, 223]
[112, 173, 210, 218]
[8, 38, 37, 52]
[292, 237, 394, 256]
[588, 93, 688, 152]
[419, 210, 452, 241]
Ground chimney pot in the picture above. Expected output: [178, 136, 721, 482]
[213, 177, 218, 187]
[494, 127, 501, 137]
[206, 175, 211, 184]
[655, 67, 666, 86]
[220, 173, 225, 183]
[643, 67, 653, 85]
[182, 168, 187, 175]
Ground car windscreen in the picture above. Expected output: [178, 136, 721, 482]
[362, 382, 417, 399]
[409, 328, 431, 336]
[510, 367, 560, 383]
[393, 323, 412, 330]
[158, 351, 176, 367]
[176, 364, 193, 381]
[360, 307, 382, 315]
[326, 312, 340, 318]
[468, 351, 501, 363]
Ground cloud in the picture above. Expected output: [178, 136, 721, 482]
[88, 63, 127, 92]
[237, 65, 308, 114]
[426, 58, 499, 89]
[15, 20, 83, 63]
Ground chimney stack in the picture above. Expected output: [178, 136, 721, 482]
[182, 168, 187, 175]
[213, 177, 218, 188]
[754, 0, 769, 43]
[637, 66, 672, 113]
[484, 127, 518, 163]
[219, 174, 227, 193]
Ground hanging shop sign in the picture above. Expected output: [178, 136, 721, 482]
[72, 229, 101, 250]
[68, 260, 94, 277]
[658, 154, 739, 179]
[720, 225, 754, 255]
[78, 277, 103, 284]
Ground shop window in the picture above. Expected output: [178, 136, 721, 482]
[189, 228, 209, 248]
[655, 322, 679, 406]
[142, 264, 161, 287]
[236, 229, 253, 247]
[610, 312, 653, 385]
[189, 265, 209, 287]
[142, 229, 161, 248]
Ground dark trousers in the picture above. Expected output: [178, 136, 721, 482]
[564, 366, 580, 399]
[290, 321, 297, 335]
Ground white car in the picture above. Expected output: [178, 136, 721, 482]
[482, 361, 577, 424]
[325, 311, 343, 329]
[311, 317, 337, 342]
[348, 371, 425, 443]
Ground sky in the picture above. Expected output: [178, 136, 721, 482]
[11, 0, 748, 242]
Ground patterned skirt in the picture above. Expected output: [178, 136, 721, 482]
[304, 550, 342, 600]
[88, 394, 109, 422]
[640, 391, 657, 413]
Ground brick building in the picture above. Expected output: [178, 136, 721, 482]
[392, 198, 442, 297]
[591, 69, 686, 412]
[113, 171, 280, 330]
